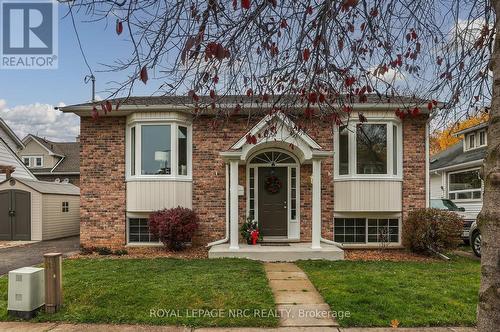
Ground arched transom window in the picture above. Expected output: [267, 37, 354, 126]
[249, 151, 296, 165]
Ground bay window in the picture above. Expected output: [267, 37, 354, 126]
[127, 122, 191, 178]
[335, 120, 401, 178]
[448, 169, 482, 200]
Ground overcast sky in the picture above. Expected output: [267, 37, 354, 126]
[0, 3, 155, 142]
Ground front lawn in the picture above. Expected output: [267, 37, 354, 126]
[298, 255, 480, 328]
[0, 258, 278, 327]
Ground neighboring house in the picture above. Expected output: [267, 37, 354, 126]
[18, 134, 80, 186]
[430, 122, 487, 221]
[60, 95, 432, 260]
[0, 117, 80, 241]
[0, 118, 36, 182]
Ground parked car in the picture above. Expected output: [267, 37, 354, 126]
[430, 198, 473, 243]
[469, 221, 481, 257]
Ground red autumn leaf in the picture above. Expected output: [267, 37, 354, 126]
[338, 38, 344, 51]
[308, 92, 317, 104]
[432, 99, 438, 106]
[411, 30, 418, 40]
[115, 101, 120, 111]
[116, 20, 123, 35]
[306, 6, 313, 15]
[436, 56, 443, 65]
[319, 93, 326, 103]
[105, 100, 112, 113]
[412, 107, 421, 116]
[427, 102, 433, 111]
[233, 0, 237, 10]
[246, 88, 253, 97]
[303, 48, 311, 62]
[345, 76, 356, 87]
[280, 19, 288, 29]
[262, 93, 270, 102]
[100, 103, 107, 114]
[140, 66, 148, 84]
[343, 0, 358, 9]
[358, 113, 367, 122]
[241, 0, 250, 10]
[304, 107, 314, 118]
[91, 106, 99, 120]
[213, 75, 219, 84]
[188, 90, 199, 102]
[210, 90, 216, 99]
[370, 7, 378, 17]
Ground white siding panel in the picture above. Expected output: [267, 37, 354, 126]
[127, 181, 192, 212]
[0, 180, 42, 240]
[0, 140, 35, 180]
[335, 180, 402, 212]
[41, 195, 80, 240]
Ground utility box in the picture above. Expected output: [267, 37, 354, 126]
[8, 267, 45, 319]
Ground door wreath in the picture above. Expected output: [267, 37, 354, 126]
[265, 175, 282, 194]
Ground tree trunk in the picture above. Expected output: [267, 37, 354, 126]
[477, 2, 500, 331]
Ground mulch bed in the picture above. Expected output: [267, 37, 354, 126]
[345, 249, 438, 262]
[69, 245, 209, 260]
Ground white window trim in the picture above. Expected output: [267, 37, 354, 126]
[447, 167, 483, 202]
[126, 213, 162, 246]
[126, 121, 192, 181]
[333, 213, 402, 247]
[464, 131, 487, 152]
[21, 155, 44, 168]
[334, 119, 402, 180]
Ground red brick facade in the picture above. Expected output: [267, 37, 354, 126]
[80, 116, 126, 249]
[78, 112, 427, 248]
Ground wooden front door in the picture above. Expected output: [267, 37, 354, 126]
[258, 167, 288, 236]
[0, 190, 31, 240]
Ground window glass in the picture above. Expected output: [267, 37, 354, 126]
[468, 134, 475, 149]
[479, 131, 486, 146]
[356, 124, 387, 174]
[291, 167, 297, 220]
[249, 168, 255, 219]
[393, 125, 397, 175]
[334, 218, 366, 243]
[23, 157, 30, 166]
[141, 125, 171, 175]
[35, 157, 42, 167]
[449, 170, 481, 191]
[339, 127, 349, 175]
[128, 218, 158, 243]
[178, 126, 188, 175]
[62, 202, 69, 213]
[131, 127, 136, 176]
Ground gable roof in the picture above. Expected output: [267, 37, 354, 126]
[23, 134, 80, 174]
[0, 177, 80, 195]
[430, 141, 486, 171]
[0, 117, 24, 149]
[0, 137, 36, 180]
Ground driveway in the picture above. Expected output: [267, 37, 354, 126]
[0, 236, 80, 275]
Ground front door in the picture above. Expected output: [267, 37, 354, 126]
[258, 167, 287, 236]
[0, 190, 31, 240]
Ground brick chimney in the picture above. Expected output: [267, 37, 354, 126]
[0, 165, 15, 179]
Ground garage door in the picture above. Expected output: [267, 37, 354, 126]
[0, 190, 31, 240]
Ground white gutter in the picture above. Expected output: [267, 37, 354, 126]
[430, 159, 484, 173]
[207, 163, 230, 247]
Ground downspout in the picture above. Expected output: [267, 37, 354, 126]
[321, 237, 344, 248]
[207, 163, 230, 247]
[425, 117, 431, 208]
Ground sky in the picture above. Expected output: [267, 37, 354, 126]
[0, 3, 155, 141]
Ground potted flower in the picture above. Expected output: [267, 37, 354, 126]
[241, 217, 261, 245]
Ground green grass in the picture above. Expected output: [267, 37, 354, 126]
[298, 255, 480, 328]
[0, 258, 278, 327]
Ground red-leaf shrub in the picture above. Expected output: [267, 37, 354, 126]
[148, 207, 199, 251]
[403, 208, 463, 254]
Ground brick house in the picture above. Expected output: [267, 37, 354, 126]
[60, 95, 432, 260]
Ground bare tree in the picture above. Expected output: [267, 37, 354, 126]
[65, 0, 498, 329]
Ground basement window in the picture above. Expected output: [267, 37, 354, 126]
[128, 218, 158, 243]
[334, 217, 400, 244]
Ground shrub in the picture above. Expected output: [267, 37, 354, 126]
[148, 207, 199, 251]
[403, 208, 464, 254]
[95, 247, 113, 255]
[114, 249, 128, 256]
[80, 246, 94, 255]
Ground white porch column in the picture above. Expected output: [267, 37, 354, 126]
[229, 159, 240, 250]
[311, 158, 322, 249]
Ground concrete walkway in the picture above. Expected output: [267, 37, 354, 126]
[264, 262, 338, 327]
[0, 322, 478, 331]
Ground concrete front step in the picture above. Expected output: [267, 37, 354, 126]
[208, 243, 344, 262]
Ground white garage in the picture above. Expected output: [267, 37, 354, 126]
[0, 177, 79, 241]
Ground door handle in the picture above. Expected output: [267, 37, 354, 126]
[8, 210, 15, 217]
